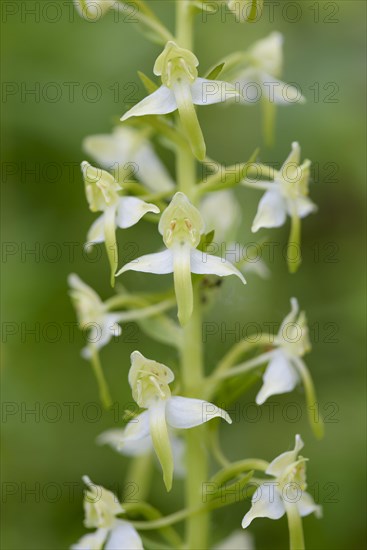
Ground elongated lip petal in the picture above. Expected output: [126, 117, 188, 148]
[172, 243, 193, 326]
[173, 80, 206, 161]
[148, 401, 174, 491]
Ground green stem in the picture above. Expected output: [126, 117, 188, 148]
[123, 453, 153, 503]
[210, 459, 269, 487]
[288, 212, 302, 273]
[117, 0, 173, 44]
[176, 137, 197, 199]
[180, 285, 208, 549]
[175, 5, 208, 548]
[209, 350, 274, 382]
[89, 348, 112, 408]
[175, 0, 194, 49]
[285, 502, 305, 550]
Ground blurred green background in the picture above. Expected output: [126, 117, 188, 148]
[2, 1, 366, 549]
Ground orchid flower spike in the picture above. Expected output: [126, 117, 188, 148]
[242, 435, 322, 532]
[71, 476, 143, 550]
[119, 351, 232, 491]
[228, 0, 264, 22]
[116, 192, 246, 325]
[250, 142, 316, 272]
[120, 41, 239, 160]
[83, 126, 174, 193]
[81, 161, 159, 285]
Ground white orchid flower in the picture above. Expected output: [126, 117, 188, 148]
[256, 297, 311, 405]
[71, 476, 143, 550]
[116, 192, 246, 325]
[231, 32, 305, 106]
[250, 143, 316, 233]
[120, 351, 232, 491]
[121, 41, 239, 160]
[81, 161, 159, 285]
[228, 0, 264, 22]
[68, 274, 175, 359]
[68, 274, 122, 359]
[248, 142, 316, 272]
[213, 529, 254, 550]
[73, 0, 115, 21]
[242, 435, 321, 531]
[83, 126, 174, 193]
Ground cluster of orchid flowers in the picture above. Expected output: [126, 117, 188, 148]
[69, 1, 322, 549]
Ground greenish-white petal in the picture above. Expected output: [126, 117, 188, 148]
[116, 196, 159, 229]
[255, 350, 300, 405]
[190, 248, 246, 285]
[120, 86, 177, 121]
[172, 242, 193, 326]
[105, 520, 144, 550]
[191, 78, 239, 106]
[173, 80, 206, 161]
[266, 434, 304, 477]
[149, 400, 174, 491]
[103, 205, 118, 286]
[116, 249, 173, 277]
[71, 528, 108, 550]
[87, 214, 106, 244]
[292, 196, 317, 218]
[251, 189, 287, 232]
[297, 491, 322, 519]
[166, 396, 232, 429]
[241, 483, 285, 528]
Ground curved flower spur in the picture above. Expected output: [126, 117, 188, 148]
[120, 41, 239, 161]
[116, 192, 246, 325]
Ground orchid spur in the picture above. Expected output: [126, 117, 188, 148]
[81, 161, 159, 285]
[120, 41, 239, 161]
[116, 192, 246, 325]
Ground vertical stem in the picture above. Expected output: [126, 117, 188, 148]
[180, 285, 208, 549]
[175, 4, 208, 547]
[288, 212, 302, 274]
[124, 453, 153, 503]
[90, 348, 112, 409]
[176, 0, 194, 49]
[176, 142, 196, 199]
[285, 502, 305, 550]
